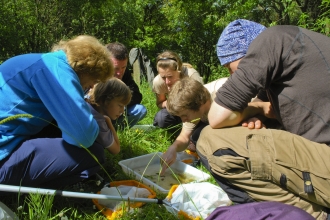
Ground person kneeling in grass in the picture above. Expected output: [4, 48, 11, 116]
[0, 35, 113, 190]
[152, 51, 204, 134]
[199, 19, 330, 219]
[86, 78, 132, 154]
[160, 77, 272, 175]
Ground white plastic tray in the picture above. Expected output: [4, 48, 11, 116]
[118, 152, 210, 194]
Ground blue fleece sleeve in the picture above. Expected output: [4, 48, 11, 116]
[30, 58, 99, 148]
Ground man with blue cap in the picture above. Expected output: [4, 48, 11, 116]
[197, 19, 330, 219]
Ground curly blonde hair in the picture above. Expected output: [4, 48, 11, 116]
[52, 35, 113, 82]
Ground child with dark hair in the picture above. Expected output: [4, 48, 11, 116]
[86, 78, 132, 154]
[105, 42, 147, 129]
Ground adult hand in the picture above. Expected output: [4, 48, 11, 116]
[242, 102, 276, 129]
[160, 146, 177, 176]
[242, 117, 266, 129]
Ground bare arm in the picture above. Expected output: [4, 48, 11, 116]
[104, 115, 120, 154]
[241, 101, 276, 129]
[208, 101, 273, 129]
[160, 126, 193, 175]
[156, 93, 167, 109]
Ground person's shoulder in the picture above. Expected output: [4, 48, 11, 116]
[152, 75, 167, 94]
[261, 25, 300, 37]
[251, 25, 300, 49]
[86, 102, 95, 112]
[1, 53, 44, 70]
[42, 50, 66, 60]
[204, 77, 228, 94]
[187, 67, 199, 75]
[41, 50, 68, 68]
[187, 67, 203, 84]
[213, 77, 228, 89]
[121, 69, 133, 84]
[268, 25, 299, 30]
[88, 102, 104, 119]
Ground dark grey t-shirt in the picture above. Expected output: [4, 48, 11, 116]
[215, 25, 330, 145]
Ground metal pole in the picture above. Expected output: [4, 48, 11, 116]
[0, 184, 164, 204]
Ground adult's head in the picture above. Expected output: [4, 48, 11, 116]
[156, 50, 186, 90]
[217, 19, 266, 74]
[105, 42, 129, 80]
[167, 77, 211, 123]
[88, 78, 132, 120]
[52, 35, 114, 91]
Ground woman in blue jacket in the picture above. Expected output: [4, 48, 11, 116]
[0, 35, 113, 189]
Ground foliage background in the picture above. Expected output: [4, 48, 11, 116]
[1, 0, 330, 82]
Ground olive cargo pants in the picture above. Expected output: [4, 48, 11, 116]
[197, 126, 330, 219]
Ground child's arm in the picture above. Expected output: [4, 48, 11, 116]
[104, 115, 120, 154]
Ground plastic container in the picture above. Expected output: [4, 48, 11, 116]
[118, 152, 210, 194]
[131, 124, 157, 131]
[0, 201, 18, 220]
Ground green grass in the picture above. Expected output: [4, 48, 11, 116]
[1, 79, 216, 220]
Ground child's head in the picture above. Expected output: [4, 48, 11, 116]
[167, 77, 211, 123]
[88, 78, 132, 120]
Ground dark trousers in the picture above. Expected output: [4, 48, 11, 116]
[153, 108, 182, 134]
[0, 122, 105, 190]
[190, 121, 209, 146]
